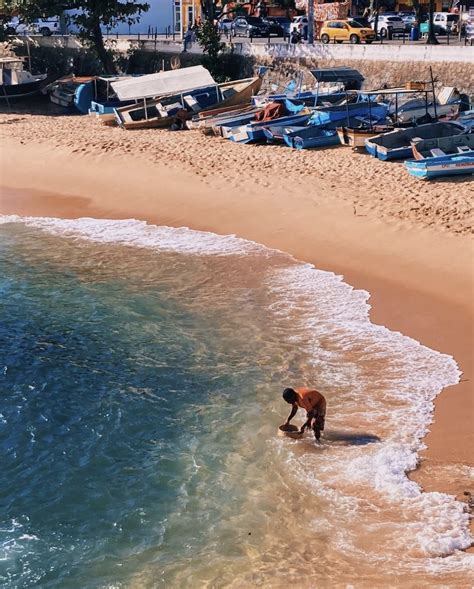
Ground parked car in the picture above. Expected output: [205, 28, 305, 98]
[369, 14, 405, 37]
[290, 16, 308, 39]
[5, 17, 60, 36]
[218, 18, 233, 33]
[432, 12, 459, 34]
[320, 19, 376, 44]
[231, 16, 270, 37]
[399, 12, 416, 32]
[263, 16, 290, 37]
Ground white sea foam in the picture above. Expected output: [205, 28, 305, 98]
[2, 215, 471, 576]
[0, 216, 262, 256]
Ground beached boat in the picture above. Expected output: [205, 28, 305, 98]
[216, 110, 263, 138]
[283, 126, 340, 150]
[113, 66, 262, 130]
[309, 101, 388, 127]
[405, 150, 474, 179]
[0, 57, 47, 99]
[336, 122, 392, 148]
[187, 104, 256, 132]
[365, 121, 466, 160]
[394, 86, 461, 124]
[47, 75, 133, 114]
[253, 67, 365, 108]
[226, 101, 310, 144]
[411, 133, 474, 159]
[263, 124, 307, 144]
[47, 75, 96, 108]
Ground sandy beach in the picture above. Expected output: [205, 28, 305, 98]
[1, 105, 473, 548]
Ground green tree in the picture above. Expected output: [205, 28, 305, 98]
[6, 0, 149, 73]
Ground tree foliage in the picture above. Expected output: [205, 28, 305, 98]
[195, 18, 225, 80]
[6, 0, 149, 73]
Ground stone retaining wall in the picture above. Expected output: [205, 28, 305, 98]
[238, 42, 474, 95]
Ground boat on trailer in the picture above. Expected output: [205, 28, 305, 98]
[113, 66, 262, 130]
[0, 57, 47, 99]
[405, 151, 474, 179]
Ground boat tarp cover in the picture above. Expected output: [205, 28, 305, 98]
[254, 101, 287, 122]
[111, 66, 216, 101]
[309, 68, 365, 84]
[284, 99, 306, 114]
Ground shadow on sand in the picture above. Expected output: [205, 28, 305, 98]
[323, 430, 381, 446]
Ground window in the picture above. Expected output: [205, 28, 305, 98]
[187, 5, 194, 27]
[174, 1, 181, 33]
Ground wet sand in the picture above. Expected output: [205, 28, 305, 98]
[0, 109, 473, 549]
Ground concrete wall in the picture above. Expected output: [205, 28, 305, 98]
[237, 41, 474, 64]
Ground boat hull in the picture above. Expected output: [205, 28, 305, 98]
[0, 77, 46, 99]
[405, 151, 474, 179]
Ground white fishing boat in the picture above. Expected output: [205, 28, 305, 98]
[112, 65, 262, 130]
[0, 57, 47, 99]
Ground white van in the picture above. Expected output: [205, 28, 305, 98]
[433, 12, 459, 34]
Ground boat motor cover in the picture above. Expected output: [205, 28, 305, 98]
[111, 66, 216, 101]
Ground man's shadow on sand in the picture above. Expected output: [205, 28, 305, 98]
[323, 430, 381, 446]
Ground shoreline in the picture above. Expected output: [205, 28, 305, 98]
[1, 128, 473, 547]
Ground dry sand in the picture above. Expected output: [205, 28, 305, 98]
[1, 104, 473, 543]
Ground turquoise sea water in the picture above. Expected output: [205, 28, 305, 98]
[0, 217, 472, 588]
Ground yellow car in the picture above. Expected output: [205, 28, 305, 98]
[320, 20, 376, 44]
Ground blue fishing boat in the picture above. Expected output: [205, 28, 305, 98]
[225, 100, 309, 144]
[283, 126, 340, 149]
[263, 124, 307, 143]
[365, 121, 466, 160]
[309, 101, 387, 127]
[217, 111, 263, 138]
[227, 112, 310, 143]
[405, 151, 474, 179]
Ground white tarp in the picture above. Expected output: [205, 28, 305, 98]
[111, 65, 216, 101]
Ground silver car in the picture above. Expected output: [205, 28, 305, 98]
[370, 15, 405, 37]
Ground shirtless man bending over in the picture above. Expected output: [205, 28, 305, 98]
[283, 387, 326, 441]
